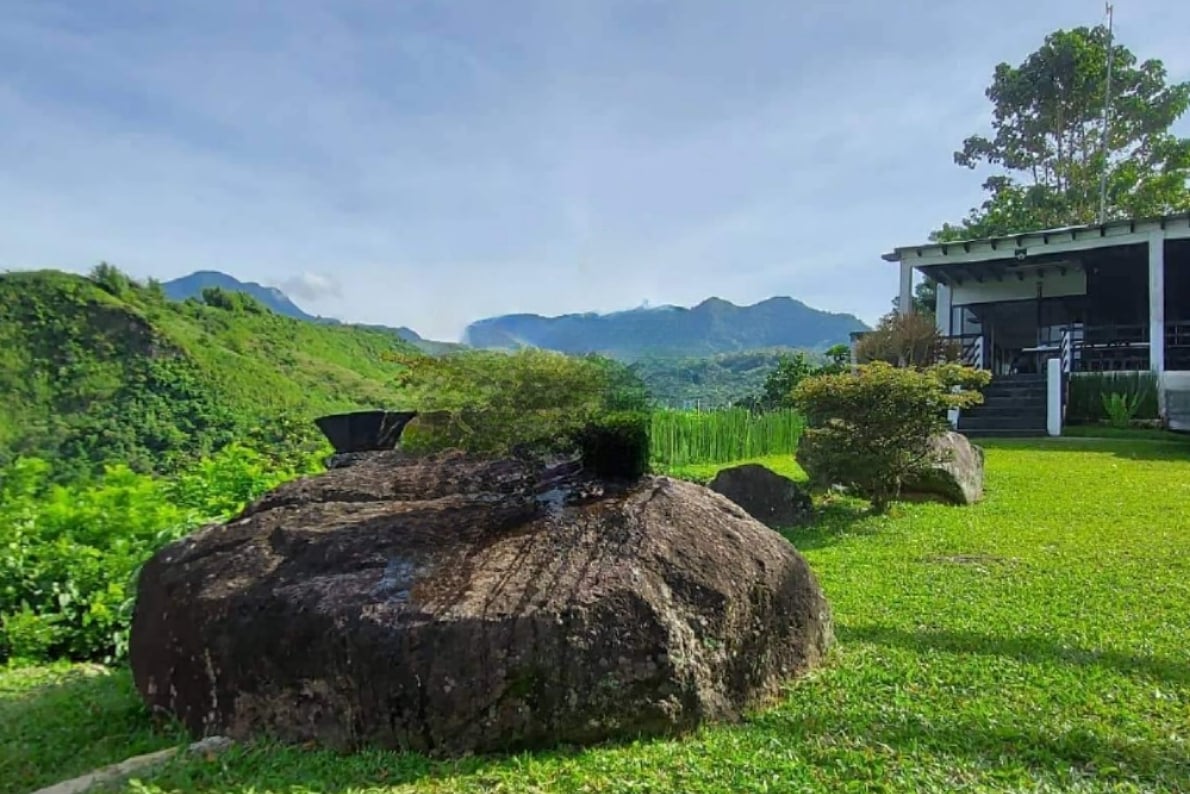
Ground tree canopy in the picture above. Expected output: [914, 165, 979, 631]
[386, 349, 652, 458]
[933, 24, 1190, 242]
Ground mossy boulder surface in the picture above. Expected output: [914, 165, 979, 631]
[130, 451, 832, 757]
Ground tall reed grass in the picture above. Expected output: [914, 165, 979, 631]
[649, 408, 803, 469]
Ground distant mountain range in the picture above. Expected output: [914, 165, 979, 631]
[463, 296, 867, 360]
[162, 271, 868, 363]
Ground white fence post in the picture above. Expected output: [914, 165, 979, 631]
[1046, 357, 1063, 437]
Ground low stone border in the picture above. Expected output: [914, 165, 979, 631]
[30, 736, 233, 794]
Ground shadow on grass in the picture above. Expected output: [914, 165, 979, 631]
[0, 664, 187, 794]
[841, 624, 1189, 686]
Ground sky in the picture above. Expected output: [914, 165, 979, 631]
[2, 1, 1189, 342]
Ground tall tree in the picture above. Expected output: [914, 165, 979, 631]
[757, 351, 816, 410]
[890, 280, 938, 317]
[933, 25, 1190, 242]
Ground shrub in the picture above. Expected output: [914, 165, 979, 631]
[89, 262, 135, 297]
[793, 362, 989, 513]
[1067, 372, 1159, 423]
[757, 352, 816, 410]
[0, 445, 315, 663]
[200, 287, 267, 313]
[571, 410, 651, 479]
[387, 349, 652, 461]
[1102, 392, 1142, 428]
[855, 312, 959, 368]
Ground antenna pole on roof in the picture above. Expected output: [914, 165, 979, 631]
[1097, 2, 1115, 224]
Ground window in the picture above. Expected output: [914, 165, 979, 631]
[951, 305, 982, 336]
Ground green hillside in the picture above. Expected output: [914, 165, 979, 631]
[0, 268, 418, 481]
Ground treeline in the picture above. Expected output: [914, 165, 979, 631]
[628, 345, 851, 410]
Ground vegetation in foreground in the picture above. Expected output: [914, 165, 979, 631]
[648, 408, 802, 470]
[794, 361, 990, 512]
[0, 446, 323, 664]
[4, 437, 1188, 793]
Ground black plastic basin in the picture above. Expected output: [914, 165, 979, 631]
[314, 410, 419, 453]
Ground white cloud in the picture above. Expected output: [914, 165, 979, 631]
[280, 273, 343, 301]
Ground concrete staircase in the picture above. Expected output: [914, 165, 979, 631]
[957, 374, 1048, 438]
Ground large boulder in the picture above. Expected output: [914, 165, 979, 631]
[900, 431, 984, 505]
[707, 464, 813, 528]
[129, 451, 832, 757]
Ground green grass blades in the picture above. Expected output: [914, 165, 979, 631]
[650, 408, 803, 470]
[4, 437, 1189, 792]
[0, 662, 186, 794]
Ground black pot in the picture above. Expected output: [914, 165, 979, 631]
[314, 410, 419, 453]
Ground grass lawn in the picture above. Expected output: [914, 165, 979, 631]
[3, 438, 1189, 793]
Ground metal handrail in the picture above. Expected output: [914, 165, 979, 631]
[968, 335, 985, 369]
[937, 333, 986, 368]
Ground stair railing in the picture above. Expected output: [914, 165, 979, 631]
[964, 334, 985, 369]
[1059, 327, 1074, 423]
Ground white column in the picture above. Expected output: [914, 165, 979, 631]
[899, 261, 914, 315]
[936, 282, 952, 335]
[1149, 231, 1165, 373]
[1047, 357, 1063, 436]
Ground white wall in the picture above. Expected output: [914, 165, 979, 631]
[1047, 358, 1062, 436]
[1149, 232, 1165, 373]
[936, 283, 952, 335]
[1162, 372, 1190, 390]
[1162, 372, 1190, 429]
[950, 269, 1086, 306]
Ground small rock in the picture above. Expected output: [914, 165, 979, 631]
[707, 464, 814, 528]
[900, 431, 984, 505]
